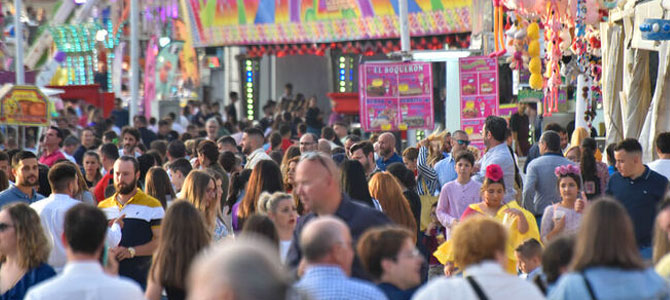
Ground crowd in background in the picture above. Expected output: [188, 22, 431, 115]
[0, 84, 669, 299]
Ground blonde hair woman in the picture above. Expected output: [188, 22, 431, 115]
[413, 217, 544, 299]
[257, 191, 298, 263]
[180, 170, 227, 241]
[0, 203, 55, 299]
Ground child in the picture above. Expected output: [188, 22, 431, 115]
[423, 203, 446, 279]
[436, 151, 481, 239]
[515, 238, 543, 281]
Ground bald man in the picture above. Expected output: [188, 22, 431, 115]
[317, 139, 332, 155]
[188, 237, 290, 300]
[294, 217, 387, 300]
[287, 152, 390, 280]
[376, 132, 402, 171]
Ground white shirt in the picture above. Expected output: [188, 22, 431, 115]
[24, 261, 144, 300]
[172, 122, 185, 134]
[245, 148, 273, 170]
[30, 194, 122, 273]
[118, 149, 141, 158]
[280, 240, 292, 264]
[413, 261, 545, 300]
[649, 159, 670, 181]
[472, 142, 517, 203]
[62, 151, 76, 164]
[30, 194, 81, 272]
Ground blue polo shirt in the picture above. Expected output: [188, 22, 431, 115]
[606, 166, 668, 247]
[376, 152, 403, 172]
[0, 185, 44, 208]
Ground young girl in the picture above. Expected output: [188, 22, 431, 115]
[540, 164, 585, 243]
[436, 164, 540, 274]
[436, 151, 481, 240]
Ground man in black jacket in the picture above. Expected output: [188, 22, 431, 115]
[287, 152, 390, 280]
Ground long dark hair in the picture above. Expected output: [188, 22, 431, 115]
[145, 167, 175, 209]
[571, 197, 644, 271]
[340, 160, 373, 207]
[580, 137, 600, 198]
[241, 214, 279, 248]
[149, 201, 210, 289]
[386, 162, 417, 190]
[238, 160, 283, 220]
[226, 169, 252, 214]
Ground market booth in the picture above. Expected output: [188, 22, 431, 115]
[181, 0, 472, 130]
[601, 0, 670, 161]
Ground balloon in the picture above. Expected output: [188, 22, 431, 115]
[527, 22, 540, 40]
[529, 57, 542, 74]
[528, 40, 540, 57]
[530, 73, 544, 90]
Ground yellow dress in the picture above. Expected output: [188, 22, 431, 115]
[433, 200, 541, 274]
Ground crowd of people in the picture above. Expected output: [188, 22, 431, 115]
[0, 91, 669, 299]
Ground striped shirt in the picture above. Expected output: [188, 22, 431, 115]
[98, 189, 164, 288]
[416, 146, 441, 196]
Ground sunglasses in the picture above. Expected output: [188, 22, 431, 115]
[0, 223, 13, 232]
[456, 140, 471, 146]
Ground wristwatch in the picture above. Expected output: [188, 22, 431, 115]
[128, 247, 136, 258]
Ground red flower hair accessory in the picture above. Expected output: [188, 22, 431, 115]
[485, 164, 504, 182]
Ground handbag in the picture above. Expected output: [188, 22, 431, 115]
[419, 178, 439, 231]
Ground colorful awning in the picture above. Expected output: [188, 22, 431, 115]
[181, 0, 472, 47]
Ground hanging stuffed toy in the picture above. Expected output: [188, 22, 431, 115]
[505, 14, 528, 70]
[543, 0, 562, 116]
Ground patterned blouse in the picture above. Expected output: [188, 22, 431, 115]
[540, 203, 582, 243]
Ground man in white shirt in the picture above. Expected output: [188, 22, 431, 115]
[473, 116, 517, 203]
[30, 162, 84, 272]
[241, 127, 272, 169]
[61, 136, 79, 164]
[25, 204, 144, 300]
[649, 132, 670, 180]
[31, 162, 122, 273]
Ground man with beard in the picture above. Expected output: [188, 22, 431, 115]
[0, 151, 44, 207]
[299, 133, 319, 154]
[350, 141, 378, 179]
[240, 127, 271, 169]
[98, 156, 164, 289]
[375, 132, 402, 171]
[119, 127, 141, 157]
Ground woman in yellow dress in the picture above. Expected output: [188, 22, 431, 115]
[435, 164, 540, 275]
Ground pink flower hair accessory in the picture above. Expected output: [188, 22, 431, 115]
[554, 164, 580, 177]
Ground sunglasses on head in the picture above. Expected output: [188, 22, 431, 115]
[0, 223, 13, 232]
[456, 140, 470, 146]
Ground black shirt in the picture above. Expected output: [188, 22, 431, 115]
[225, 103, 237, 124]
[286, 194, 390, 280]
[510, 112, 530, 156]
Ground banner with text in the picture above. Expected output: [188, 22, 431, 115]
[359, 61, 433, 132]
[459, 56, 499, 150]
[181, 0, 471, 46]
